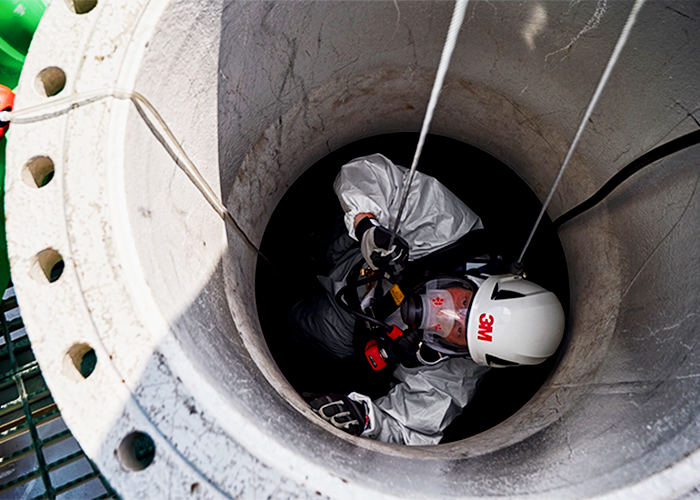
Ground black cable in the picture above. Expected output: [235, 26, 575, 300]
[335, 286, 392, 332]
[333, 260, 394, 331]
[553, 129, 700, 229]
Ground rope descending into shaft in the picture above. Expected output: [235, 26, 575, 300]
[390, 0, 469, 246]
[516, 0, 646, 265]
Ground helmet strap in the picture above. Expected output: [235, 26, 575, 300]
[415, 342, 451, 366]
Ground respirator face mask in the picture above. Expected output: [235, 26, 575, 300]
[400, 277, 477, 357]
[417, 290, 467, 337]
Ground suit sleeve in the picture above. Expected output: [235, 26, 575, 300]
[354, 358, 490, 445]
[333, 154, 483, 259]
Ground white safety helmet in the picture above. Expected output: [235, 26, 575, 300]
[466, 275, 565, 367]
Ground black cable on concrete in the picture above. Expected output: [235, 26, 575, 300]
[553, 128, 700, 229]
[516, 0, 646, 264]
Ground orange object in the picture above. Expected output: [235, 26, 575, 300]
[0, 84, 15, 139]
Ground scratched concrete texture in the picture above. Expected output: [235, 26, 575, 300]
[5, 0, 700, 498]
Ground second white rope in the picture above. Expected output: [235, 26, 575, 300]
[517, 0, 646, 265]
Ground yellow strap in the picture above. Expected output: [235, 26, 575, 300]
[389, 284, 405, 306]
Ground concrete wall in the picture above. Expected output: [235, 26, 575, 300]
[5, 0, 700, 498]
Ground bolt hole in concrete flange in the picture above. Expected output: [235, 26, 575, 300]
[29, 248, 64, 284]
[14, 0, 700, 497]
[64, 0, 98, 15]
[21, 156, 55, 188]
[34, 66, 66, 98]
[63, 343, 98, 380]
[118, 431, 156, 472]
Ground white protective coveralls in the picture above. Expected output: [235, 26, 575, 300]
[292, 153, 490, 445]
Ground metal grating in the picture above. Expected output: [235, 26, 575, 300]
[0, 284, 119, 500]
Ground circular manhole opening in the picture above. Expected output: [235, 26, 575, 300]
[256, 132, 568, 444]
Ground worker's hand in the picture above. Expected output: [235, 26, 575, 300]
[303, 393, 367, 436]
[355, 218, 409, 277]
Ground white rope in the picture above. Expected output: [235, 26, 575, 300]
[391, 0, 469, 237]
[0, 0, 468, 271]
[516, 0, 646, 264]
[2, 0, 644, 271]
[1, 88, 266, 261]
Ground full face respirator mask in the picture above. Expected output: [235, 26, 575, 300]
[355, 275, 479, 371]
[401, 289, 466, 336]
[399, 277, 477, 358]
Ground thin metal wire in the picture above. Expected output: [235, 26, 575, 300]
[516, 0, 646, 265]
[390, 0, 469, 246]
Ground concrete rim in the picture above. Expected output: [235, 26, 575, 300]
[6, 1, 700, 498]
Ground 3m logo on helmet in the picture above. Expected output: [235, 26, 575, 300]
[477, 314, 494, 342]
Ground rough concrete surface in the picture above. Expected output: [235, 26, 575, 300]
[4, 0, 700, 498]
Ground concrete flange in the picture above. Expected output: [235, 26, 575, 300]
[5, 0, 700, 498]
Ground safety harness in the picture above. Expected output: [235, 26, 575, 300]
[336, 229, 504, 371]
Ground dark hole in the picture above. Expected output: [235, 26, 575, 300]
[80, 348, 97, 378]
[492, 288, 525, 300]
[132, 432, 156, 469]
[40, 170, 54, 187]
[49, 259, 65, 283]
[256, 133, 569, 443]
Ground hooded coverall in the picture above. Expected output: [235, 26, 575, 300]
[290, 153, 490, 445]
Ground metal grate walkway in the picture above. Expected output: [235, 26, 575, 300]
[0, 284, 119, 499]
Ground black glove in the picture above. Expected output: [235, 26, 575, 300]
[355, 218, 409, 277]
[303, 393, 367, 436]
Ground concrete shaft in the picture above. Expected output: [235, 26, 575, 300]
[5, 0, 700, 498]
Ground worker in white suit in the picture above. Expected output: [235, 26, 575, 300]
[290, 154, 565, 445]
